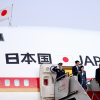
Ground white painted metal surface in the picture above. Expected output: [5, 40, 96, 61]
[40, 64, 56, 100]
[68, 76, 91, 100]
[55, 77, 69, 100]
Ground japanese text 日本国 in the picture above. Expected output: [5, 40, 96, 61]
[5, 53, 52, 64]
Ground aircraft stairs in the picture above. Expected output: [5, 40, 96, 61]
[40, 64, 100, 100]
[54, 76, 91, 100]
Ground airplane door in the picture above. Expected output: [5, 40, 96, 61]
[40, 64, 57, 100]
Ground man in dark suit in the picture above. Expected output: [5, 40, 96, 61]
[72, 60, 81, 82]
[52, 63, 66, 82]
[95, 64, 100, 86]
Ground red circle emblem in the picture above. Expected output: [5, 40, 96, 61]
[1, 10, 7, 16]
[63, 57, 69, 62]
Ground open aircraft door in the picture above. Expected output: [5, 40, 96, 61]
[40, 64, 92, 100]
[40, 64, 57, 100]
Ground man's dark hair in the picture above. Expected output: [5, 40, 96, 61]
[75, 60, 79, 64]
[80, 65, 84, 69]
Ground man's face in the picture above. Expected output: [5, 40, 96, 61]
[59, 65, 62, 69]
[76, 62, 79, 66]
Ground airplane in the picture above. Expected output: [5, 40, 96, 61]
[0, 26, 100, 100]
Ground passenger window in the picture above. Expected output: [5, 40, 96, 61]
[24, 79, 29, 86]
[5, 79, 10, 86]
[14, 79, 20, 86]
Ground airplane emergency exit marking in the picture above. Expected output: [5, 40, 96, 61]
[5, 53, 52, 64]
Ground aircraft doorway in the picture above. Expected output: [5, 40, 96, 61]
[62, 66, 73, 77]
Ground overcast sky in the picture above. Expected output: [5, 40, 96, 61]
[0, 0, 100, 31]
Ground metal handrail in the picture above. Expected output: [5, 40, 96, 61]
[52, 67, 100, 100]
[86, 81, 100, 100]
[80, 76, 99, 100]
[54, 70, 78, 82]
[55, 72, 69, 81]
[69, 73, 100, 100]
[70, 71, 100, 100]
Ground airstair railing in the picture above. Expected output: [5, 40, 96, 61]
[50, 72, 69, 84]
[69, 71, 100, 100]
[55, 72, 69, 82]
[69, 72, 100, 100]
[85, 78, 100, 100]
[51, 70, 78, 84]
[51, 71, 100, 100]
[86, 83, 99, 100]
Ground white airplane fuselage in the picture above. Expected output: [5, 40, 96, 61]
[0, 26, 100, 100]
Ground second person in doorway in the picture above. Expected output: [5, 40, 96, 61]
[79, 65, 87, 90]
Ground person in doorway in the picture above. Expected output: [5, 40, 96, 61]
[72, 60, 81, 82]
[52, 63, 67, 82]
[95, 64, 100, 87]
[79, 66, 87, 90]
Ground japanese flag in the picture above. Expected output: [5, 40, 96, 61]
[0, 5, 12, 21]
[58, 55, 74, 66]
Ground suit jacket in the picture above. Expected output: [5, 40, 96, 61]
[52, 66, 65, 82]
[95, 68, 100, 85]
[72, 66, 81, 82]
[72, 66, 81, 76]
[79, 71, 87, 88]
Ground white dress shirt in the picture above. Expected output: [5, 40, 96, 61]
[82, 72, 84, 76]
[76, 66, 79, 71]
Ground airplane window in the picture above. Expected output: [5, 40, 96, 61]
[44, 79, 48, 86]
[14, 79, 20, 86]
[5, 79, 10, 86]
[24, 79, 29, 86]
